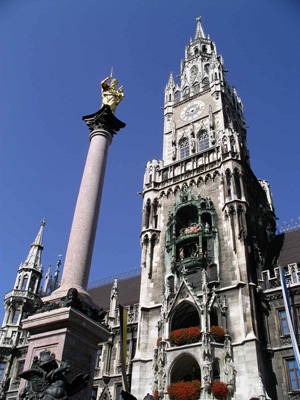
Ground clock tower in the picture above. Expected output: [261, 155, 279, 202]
[132, 16, 275, 400]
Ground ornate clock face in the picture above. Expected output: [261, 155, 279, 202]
[180, 101, 205, 122]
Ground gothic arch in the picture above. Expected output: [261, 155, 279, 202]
[170, 301, 200, 332]
[197, 177, 203, 186]
[205, 173, 212, 183]
[167, 188, 173, 198]
[174, 185, 180, 194]
[169, 353, 201, 383]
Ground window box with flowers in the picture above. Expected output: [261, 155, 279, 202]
[168, 327, 201, 346]
[210, 326, 225, 343]
[211, 381, 229, 399]
[167, 380, 202, 400]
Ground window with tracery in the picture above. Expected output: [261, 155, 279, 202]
[199, 133, 209, 151]
[180, 140, 190, 159]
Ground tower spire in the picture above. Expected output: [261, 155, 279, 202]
[23, 218, 46, 269]
[194, 15, 206, 39]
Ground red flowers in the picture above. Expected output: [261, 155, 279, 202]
[210, 326, 225, 343]
[167, 380, 202, 400]
[169, 326, 201, 346]
[153, 388, 158, 400]
[211, 381, 229, 399]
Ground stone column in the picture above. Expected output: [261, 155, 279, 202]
[51, 105, 125, 302]
[55, 129, 111, 299]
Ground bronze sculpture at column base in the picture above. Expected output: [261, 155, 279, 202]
[19, 350, 89, 399]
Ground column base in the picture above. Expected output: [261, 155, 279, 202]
[20, 307, 110, 399]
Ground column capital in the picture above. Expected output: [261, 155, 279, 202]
[82, 105, 126, 138]
[89, 129, 113, 145]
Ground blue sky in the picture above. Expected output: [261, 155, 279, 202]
[0, 0, 299, 319]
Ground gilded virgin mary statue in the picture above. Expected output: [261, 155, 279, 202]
[101, 76, 124, 114]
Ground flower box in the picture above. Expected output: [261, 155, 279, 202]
[167, 380, 202, 400]
[168, 326, 201, 346]
[210, 326, 225, 343]
[211, 381, 229, 399]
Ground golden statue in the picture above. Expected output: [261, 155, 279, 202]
[101, 75, 124, 114]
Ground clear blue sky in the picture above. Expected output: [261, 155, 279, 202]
[1, 0, 299, 318]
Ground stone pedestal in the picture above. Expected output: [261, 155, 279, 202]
[20, 307, 110, 399]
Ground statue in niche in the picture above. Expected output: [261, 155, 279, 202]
[19, 350, 89, 400]
[191, 138, 196, 153]
[222, 136, 228, 153]
[179, 247, 185, 261]
[172, 122, 177, 145]
[202, 354, 212, 389]
[172, 147, 177, 161]
[204, 222, 210, 232]
[101, 74, 124, 114]
[224, 356, 236, 389]
[230, 135, 236, 152]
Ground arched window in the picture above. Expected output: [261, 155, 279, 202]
[180, 140, 190, 159]
[145, 199, 151, 229]
[149, 235, 156, 279]
[152, 199, 158, 229]
[171, 302, 200, 331]
[12, 309, 20, 325]
[202, 45, 207, 53]
[175, 91, 181, 99]
[28, 276, 37, 292]
[202, 77, 209, 89]
[21, 277, 28, 291]
[210, 307, 219, 327]
[194, 47, 199, 55]
[226, 170, 232, 200]
[199, 133, 209, 151]
[171, 354, 201, 383]
[234, 169, 242, 199]
[212, 359, 220, 381]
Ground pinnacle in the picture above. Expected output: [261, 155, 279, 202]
[195, 15, 206, 39]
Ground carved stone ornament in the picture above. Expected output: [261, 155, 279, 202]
[19, 350, 89, 400]
[82, 105, 126, 137]
[32, 288, 108, 326]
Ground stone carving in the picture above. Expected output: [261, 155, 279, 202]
[153, 341, 167, 396]
[101, 76, 124, 114]
[172, 122, 177, 145]
[224, 355, 236, 389]
[201, 353, 212, 390]
[172, 147, 177, 161]
[32, 288, 107, 326]
[19, 350, 89, 399]
[202, 332, 211, 358]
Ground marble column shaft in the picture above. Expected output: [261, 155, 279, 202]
[59, 129, 112, 298]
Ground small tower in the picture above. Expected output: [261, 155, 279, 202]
[0, 220, 45, 399]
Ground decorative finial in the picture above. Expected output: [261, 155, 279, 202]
[196, 15, 201, 22]
[41, 218, 46, 226]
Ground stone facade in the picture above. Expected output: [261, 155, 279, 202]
[1, 16, 300, 400]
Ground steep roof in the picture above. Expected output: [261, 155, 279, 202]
[88, 275, 141, 310]
[265, 229, 300, 268]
